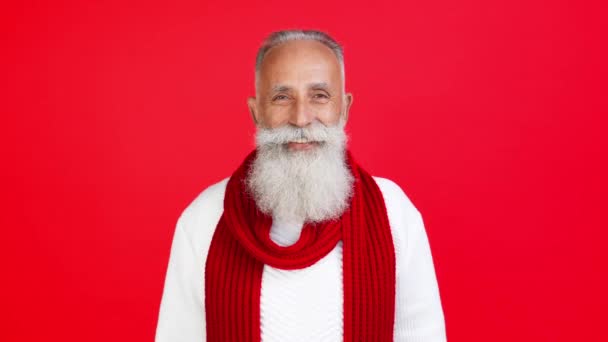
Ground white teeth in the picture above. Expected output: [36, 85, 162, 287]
[290, 138, 310, 143]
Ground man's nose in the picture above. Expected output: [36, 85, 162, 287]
[289, 100, 314, 128]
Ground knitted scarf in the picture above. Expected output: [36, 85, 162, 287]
[205, 149, 396, 341]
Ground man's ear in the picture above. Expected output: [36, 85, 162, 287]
[342, 92, 354, 123]
[247, 97, 259, 125]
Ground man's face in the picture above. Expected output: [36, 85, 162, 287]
[248, 39, 353, 152]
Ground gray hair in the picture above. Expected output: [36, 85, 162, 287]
[254, 29, 345, 93]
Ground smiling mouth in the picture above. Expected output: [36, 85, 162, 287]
[286, 140, 320, 151]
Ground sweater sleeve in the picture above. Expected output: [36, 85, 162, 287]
[155, 213, 206, 342]
[394, 208, 447, 341]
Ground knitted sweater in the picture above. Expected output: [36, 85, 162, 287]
[155, 176, 447, 342]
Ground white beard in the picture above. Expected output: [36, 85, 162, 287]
[245, 119, 354, 224]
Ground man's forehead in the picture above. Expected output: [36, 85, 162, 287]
[261, 41, 340, 71]
[256, 39, 344, 94]
[263, 39, 338, 64]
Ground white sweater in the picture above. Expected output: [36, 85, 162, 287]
[156, 176, 447, 342]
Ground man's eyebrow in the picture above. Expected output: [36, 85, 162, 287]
[271, 84, 292, 93]
[308, 82, 330, 91]
[271, 82, 331, 92]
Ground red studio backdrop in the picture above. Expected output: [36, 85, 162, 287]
[1, 0, 607, 341]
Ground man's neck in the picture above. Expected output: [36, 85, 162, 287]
[269, 216, 305, 247]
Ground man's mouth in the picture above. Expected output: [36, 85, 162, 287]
[286, 139, 319, 151]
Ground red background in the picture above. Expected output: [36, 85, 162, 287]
[2, 0, 607, 341]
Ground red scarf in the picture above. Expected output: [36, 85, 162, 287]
[205, 149, 396, 341]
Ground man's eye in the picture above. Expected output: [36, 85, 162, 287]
[313, 93, 329, 99]
[273, 95, 288, 101]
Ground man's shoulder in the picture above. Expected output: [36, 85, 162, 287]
[372, 176, 420, 215]
[372, 176, 424, 233]
[371, 176, 427, 271]
[177, 177, 230, 237]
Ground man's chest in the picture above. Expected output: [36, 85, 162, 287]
[260, 241, 344, 341]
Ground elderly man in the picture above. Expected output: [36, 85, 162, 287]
[156, 30, 446, 342]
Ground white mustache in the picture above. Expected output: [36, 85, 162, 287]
[255, 120, 345, 146]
